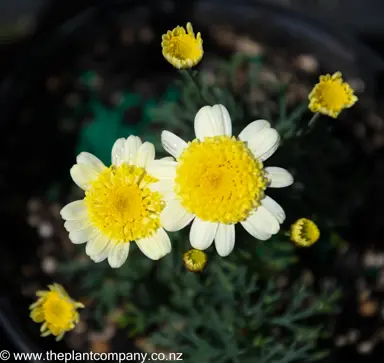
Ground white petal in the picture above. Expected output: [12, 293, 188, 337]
[136, 142, 155, 168]
[160, 199, 195, 231]
[215, 224, 235, 257]
[70, 164, 99, 190]
[241, 206, 279, 240]
[91, 244, 112, 263]
[136, 228, 171, 260]
[147, 159, 177, 180]
[160, 156, 175, 162]
[111, 138, 126, 166]
[76, 152, 105, 173]
[124, 136, 142, 164]
[190, 217, 218, 250]
[60, 200, 87, 220]
[64, 218, 92, 232]
[108, 242, 130, 268]
[161, 131, 187, 159]
[265, 167, 294, 188]
[86, 233, 110, 257]
[261, 196, 286, 224]
[150, 180, 175, 196]
[247, 128, 280, 161]
[69, 227, 99, 244]
[194, 104, 232, 139]
[238, 119, 271, 142]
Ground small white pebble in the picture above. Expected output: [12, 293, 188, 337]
[375, 254, 384, 267]
[27, 198, 40, 212]
[357, 340, 374, 354]
[364, 250, 378, 267]
[295, 54, 318, 73]
[235, 36, 263, 56]
[348, 78, 365, 93]
[38, 222, 54, 238]
[347, 329, 360, 343]
[334, 335, 348, 347]
[73, 321, 87, 334]
[41, 256, 56, 274]
[27, 215, 40, 227]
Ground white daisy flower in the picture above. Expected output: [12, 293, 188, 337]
[149, 104, 294, 257]
[60, 136, 172, 268]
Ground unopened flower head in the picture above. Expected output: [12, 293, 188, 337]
[29, 283, 84, 341]
[161, 22, 203, 69]
[151, 104, 294, 257]
[183, 248, 208, 272]
[308, 72, 358, 118]
[60, 137, 172, 268]
[290, 218, 320, 247]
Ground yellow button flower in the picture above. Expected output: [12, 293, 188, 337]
[290, 218, 320, 247]
[29, 283, 84, 341]
[60, 136, 172, 268]
[308, 72, 358, 118]
[183, 249, 208, 272]
[161, 22, 203, 69]
[148, 104, 294, 257]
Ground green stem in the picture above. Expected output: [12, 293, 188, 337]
[180, 69, 207, 106]
[308, 112, 320, 128]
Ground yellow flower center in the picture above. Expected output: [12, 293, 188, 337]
[42, 291, 74, 330]
[308, 72, 357, 118]
[183, 249, 208, 272]
[84, 164, 164, 243]
[317, 82, 350, 111]
[161, 23, 203, 69]
[290, 218, 320, 247]
[175, 136, 268, 224]
[167, 33, 201, 61]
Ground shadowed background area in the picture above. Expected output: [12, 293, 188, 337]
[1, 1, 384, 363]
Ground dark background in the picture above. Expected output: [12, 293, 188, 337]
[1, 0, 384, 360]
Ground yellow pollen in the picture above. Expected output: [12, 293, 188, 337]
[175, 136, 268, 224]
[290, 218, 320, 247]
[308, 72, 357, 118]
[161, 22, 203, 69]
[84, 164, 164, 243]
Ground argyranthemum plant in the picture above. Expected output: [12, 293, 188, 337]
[148, 104, 293, 257]
[29, 283, 84, 341]
[309, 71, 358, 118]
[161, 22, 203, 69]
[60, 136, 172, 268]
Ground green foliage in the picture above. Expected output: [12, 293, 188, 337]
[148, 257, 340, 363]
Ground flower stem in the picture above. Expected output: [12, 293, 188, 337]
[308, 112, 320, 128]
[180, 69, 206, 106]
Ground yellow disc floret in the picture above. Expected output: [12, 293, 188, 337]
[308, 72, 358, 118]
[29, 283, 84, 341]
[175, 136, 268, 224]
[84, 164, 164, 242]
[161, 22, 203, 69]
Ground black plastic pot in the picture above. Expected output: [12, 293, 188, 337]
[1, 1, 384, 362]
